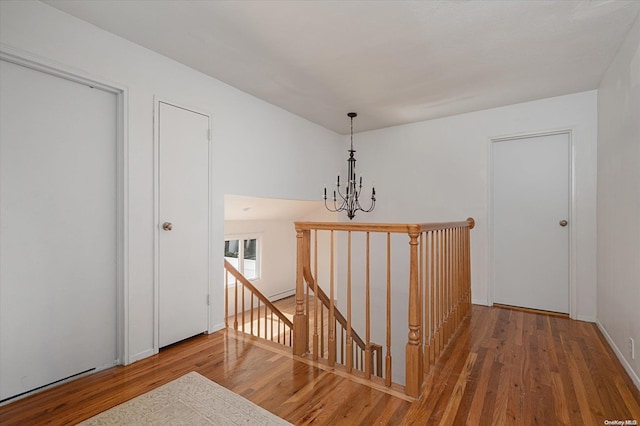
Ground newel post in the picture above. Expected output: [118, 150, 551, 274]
[405, 226, 424, 397]
[293, 227, 309, 356]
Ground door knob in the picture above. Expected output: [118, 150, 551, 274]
[162, 222, 173, 231]
[559, 220, 568, 227]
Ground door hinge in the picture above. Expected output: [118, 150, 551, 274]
[207, 294, 210, 306]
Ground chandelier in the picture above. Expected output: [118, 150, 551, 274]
[324, 112, 376, 220]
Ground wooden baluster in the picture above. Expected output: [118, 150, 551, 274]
[250, 289, 254, 336]
[313, 230, 319, 360]
[293, 228, 309, 355]
[257, 299, 260, 338]
[448, 227, 452, 335]
[435, 230, 444, 359]
[466, 220, 473, 314]
[458, 227, 463, 321]
[241, 282, 245, 334]
[430, 230, 435, 366]
[450, 228, 454, 335]
[365, 231, 372, 379]
[444, 228, 448, 342]
[346, 231, 353, 373]
[264, 301, 268, 339]
[405, 226, 423, 398]
[451, 228, 455, 334]
[328, 230, 336, 366]
[455, 227, 462, 324]
[443, 228, 448, 343]
[225, 270, 229, 328]
[454, 228, 458, 326]
[423, 231, 430, 373]
[385, 232, 392, 387]
[340, 326, 344, 365]
[234, 272, 238, 330]
[305, 243, 310, 349]
[320, 303, 325, 358]
[419, 231, 425, 376]
[464, 227, 468, 314]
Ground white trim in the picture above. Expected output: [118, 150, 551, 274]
[129, 349, 156, 364]
[487, 129, 576, 318]
[153, 98, 214, 353]
[576, 315, 596, 323]
[210, 322, 226, 334]
[0, 46, 130, 366]
[472, 298, 491, 307]
[269, 288, 295, 302]
[596, 319, 640, 391]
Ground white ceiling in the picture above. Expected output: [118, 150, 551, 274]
[224, 195, 328, 221]
[44, 0, 640, 134]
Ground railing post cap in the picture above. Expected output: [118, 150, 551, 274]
[466, 217, 475, 229]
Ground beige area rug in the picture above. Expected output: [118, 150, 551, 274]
[78, 372, 292, 425]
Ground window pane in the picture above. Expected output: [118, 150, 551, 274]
[243, 239, 258, 279]
[224, 240, 239, 258]
[224, 240, 240, 271]
[244, 239, 257, 260]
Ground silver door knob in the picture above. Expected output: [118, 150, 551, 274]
[559, 220, 568, 227]
[162, 222, 173, 231]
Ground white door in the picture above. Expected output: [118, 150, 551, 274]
[492, 133, 570, 313]
[158, 102, 210, 348]
[0, 60, 117, 400]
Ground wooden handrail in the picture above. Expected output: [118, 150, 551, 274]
[224, 260, 293, 329]
[294, 218, 475, 233]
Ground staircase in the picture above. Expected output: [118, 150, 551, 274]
[224, 260, 293, 346]
[224, 260, 382, 377]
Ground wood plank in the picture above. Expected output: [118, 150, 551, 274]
[1, 305, 639, 425]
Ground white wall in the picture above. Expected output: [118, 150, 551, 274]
[0, 1, 343, 363]
[596, 13, 640, 387]
[352, 90, 599, 320]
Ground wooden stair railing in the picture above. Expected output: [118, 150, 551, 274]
[224, 259, 293, 347]
[302, 267, 383, 377]
[293, 219, 475, 398]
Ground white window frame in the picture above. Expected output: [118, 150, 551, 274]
[224, 234, 261, 282]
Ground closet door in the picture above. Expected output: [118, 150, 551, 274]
[0, 59, 117, 400]
[157, 102, 210, 348]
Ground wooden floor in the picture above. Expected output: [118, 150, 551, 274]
[1, 305, 639, 425]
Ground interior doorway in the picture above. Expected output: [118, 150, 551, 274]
[0, 58, 122, 401]
[491, 131, 571, 314]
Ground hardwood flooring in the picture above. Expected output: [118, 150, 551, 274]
[1, 305, 639, 425]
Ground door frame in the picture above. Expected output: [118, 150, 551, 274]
[0, 46, 130, 364]
[153, 97, 213, 354]
[487, 129, 577, 319]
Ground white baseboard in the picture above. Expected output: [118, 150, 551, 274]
[472, 298, 491, 306]
[129, 348, 155, 364]
[269, 288, 295, 302]
[209, 322, 225, 333]
[576, 315, 596, 323]
[596, 319, 640, 391]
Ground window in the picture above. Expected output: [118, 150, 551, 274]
[224, 237, 259, 280]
